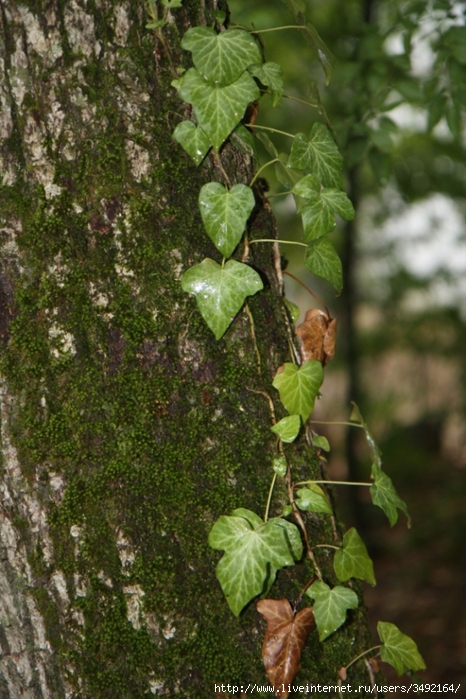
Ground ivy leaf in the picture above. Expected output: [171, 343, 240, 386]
[257, 599, 315, 695]
[370, 464, 411, 528]
[172, 120, 211, 165]
[313, 435, 330, 452]
[295, 485, 332, 514]
[302, 23, 335, 85]
[304, 237, 343, 292]
[255, 130, 278, 158]
[199, 183, 255, 258]
[288, 123, 344, 189]
[333, 527, 376, 585]
[181, 27, 262, 86]
[272, 456, 288, 477]
[179, 68, 260, 151]
[284, 298, 300, 323]
[181, 258, 263, 340]
[306, 581, 358, 641]
[300, 198, 335, 240]
[275, 153, 304, 188]
[271, 415, 301, 443]
[378, 622, 426, 676]
[349, 402, 382, 468]
[272, 361, 323, 422]
[208, 510, 302, 616]
[249, 62, 284, 106]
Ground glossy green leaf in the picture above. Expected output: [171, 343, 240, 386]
[272, 456, 288, 477]
[370, 464, 411, 528]
[298, 184, 354, 241]
[300, 198, 335, 240]
[172, 120, 211, 165]
[306, 582, 358, 641]
[295, 485, 332, 514]
[179, 68, 260, 151]
[181, 258, 263, 340]
[208, 510, 302, 616]
[272, 360, 323, 422]
[271, 415, 301, 443]
[249, 62, 284, 106]
[285, 298, 300, 323]
[304, 237, 343, 292]
[333, 527, 376, 585]
[288, 123, 344, 189]
[181, 27, 262, 86]
[161, 0, 182, 7]
[313, 435, 330, 451]
[199, 183, 255, 257]
[275, 153, 305, 188]
[378, 622, 426, 676]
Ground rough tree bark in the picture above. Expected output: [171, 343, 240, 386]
[0, 1, 374, 697]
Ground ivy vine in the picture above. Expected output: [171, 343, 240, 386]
[151, 0, 427, 691]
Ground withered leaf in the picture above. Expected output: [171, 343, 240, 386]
[257, 599, 315, 697]
[295, 308, 337, 365]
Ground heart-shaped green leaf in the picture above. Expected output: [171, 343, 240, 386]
[288, 123, 344, 189]
[378, 622, 426, 676]
[333, 527, 376, 585]
[181, 27, 262, 86]
[172, 120, 211, 165]
[313, 435, 330, 451]
[272, 360, 323, 422]
[271, 415, 301, 443]
[370, 464, 411, 527]
[275, 153, 305, 188]
[304, 237, 343, 292]
[209, 510, 302, 616]
[179, 68, 260, 151]
[181, 258, 263, 340]
[295, 485, 332, 514]
[249, 62, 284, 106]
[199, 183, 255, 257]
[306, 581, 359, 641]
[293, 175, 355, 240]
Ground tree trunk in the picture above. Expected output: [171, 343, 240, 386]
[0, 1, 373, 696]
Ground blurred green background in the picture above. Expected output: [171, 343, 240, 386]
[231, 0, 466, 688]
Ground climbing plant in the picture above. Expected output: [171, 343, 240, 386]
[163, 0, 427, 692]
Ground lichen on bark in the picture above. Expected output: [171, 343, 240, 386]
[0, 1, 374, 697]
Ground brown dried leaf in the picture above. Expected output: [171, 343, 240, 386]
[257, 599, 315, 698]
[338, 666, 347, 681]
[295, 308, 337, 365]
[368, 656, 380, 672]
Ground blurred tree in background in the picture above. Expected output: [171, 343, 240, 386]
[231, 0, 466, 687]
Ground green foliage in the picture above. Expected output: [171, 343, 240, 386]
[378, 622, 426, 676]
[272, 361, 323, 421]
[295, 484, 332, 514]
[199, 183, 255, 258]
[333, 528, 376, 586]
[288, 124, 344, 189]
[370, 464, 411, 527]
[208, 509, 302, 616]
[180, 259, 263, 340]
[271, 414, 301, 443]
[172, 121, 211, 165]
[306, 581, 359, 641]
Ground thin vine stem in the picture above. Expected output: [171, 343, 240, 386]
[264, 473, 277, 523]
[283, 270, 327, 310]
[249, 25, 309, 34]
[313, 543, 339, 550]
[249, 158, 280, 186]
[295, 479, 372, 488]
[244, 123, 295, 139]
[310, 419, 363, 428]
[344, 646, 382, 672]
[249, 238, 307, 247]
